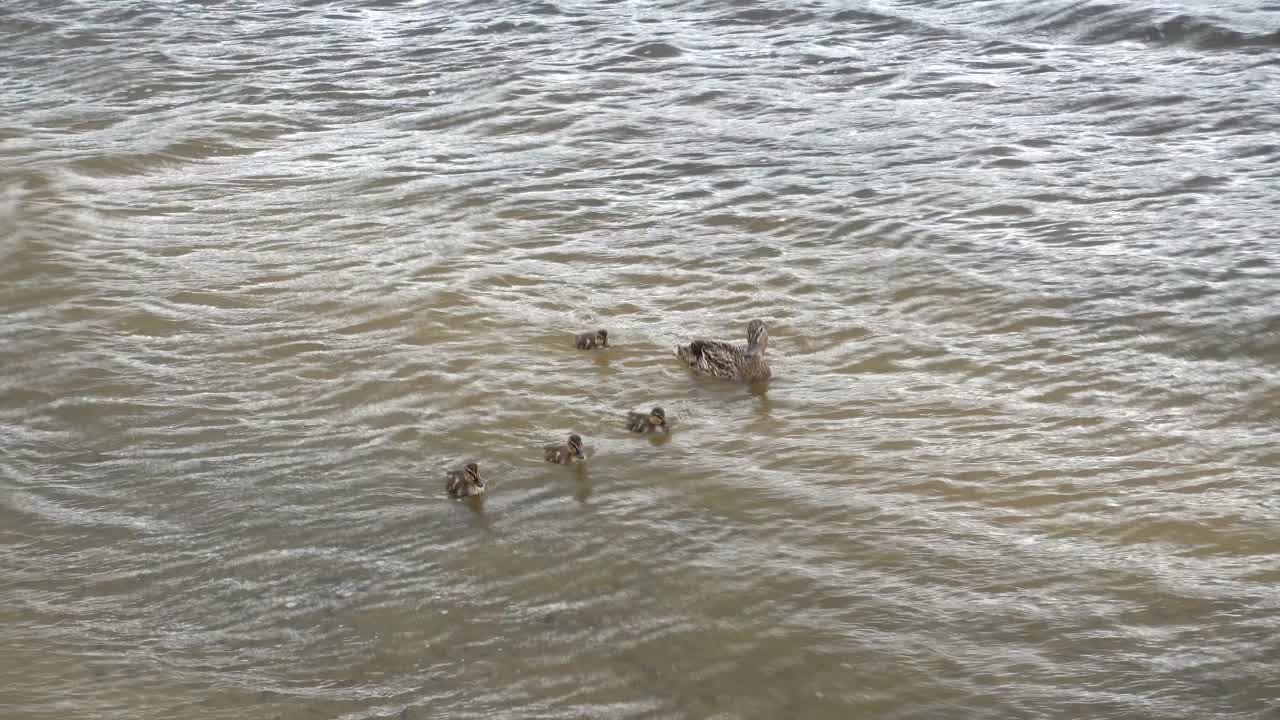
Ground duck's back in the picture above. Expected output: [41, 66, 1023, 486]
[625, 412, 649, 433]
[678, 338, 748, 377]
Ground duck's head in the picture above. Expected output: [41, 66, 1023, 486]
[595, 329, 609, 346]
[649, 407, 667, 428]
[745, 319, 768, 357]
[465, 462, 483, 488]
[568, 433, 585, 459]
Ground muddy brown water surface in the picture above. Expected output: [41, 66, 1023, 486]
[2, 1, 1279, 718]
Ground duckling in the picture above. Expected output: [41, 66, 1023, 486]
[544, 433, 586, 464]
[626, 407, 668, 434]
[675, 319, 772, 382]
[575, 329, 609, 349]
[444, 462, 485, 498]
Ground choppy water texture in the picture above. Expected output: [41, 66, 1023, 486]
[3, 1, 1280, 718]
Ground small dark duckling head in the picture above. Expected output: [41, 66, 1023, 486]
[745, 319, 768, 356]
[596, 329, 609, 346]
[568, 433, 585, 458]
[649, 407, 667, 426]
[465, 462, 482, 487]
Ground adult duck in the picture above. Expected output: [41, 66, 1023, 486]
[675, 319, 771, 382]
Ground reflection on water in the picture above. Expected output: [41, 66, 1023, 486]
[2, 0, 1279, 718]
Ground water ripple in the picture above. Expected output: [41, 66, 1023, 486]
[2, 0, 1278, 718]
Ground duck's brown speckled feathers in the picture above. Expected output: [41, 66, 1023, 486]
[445, 462, 485, 497]
[676, 319, 772, 382]
[575, 329, 609, 349]
[626, 407, 668, 434]
[544, 433, 586, 464]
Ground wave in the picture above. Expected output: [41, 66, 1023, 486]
[1004, 1, 1280, 50]
[827, 0, 1280, 52]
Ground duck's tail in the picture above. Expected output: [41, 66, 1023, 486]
[675, 341, 701, 366]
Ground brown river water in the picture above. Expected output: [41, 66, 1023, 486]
[2, 1, 1279, 718]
